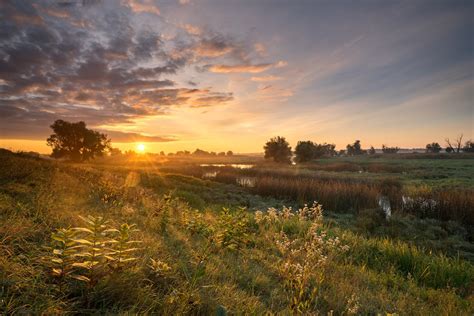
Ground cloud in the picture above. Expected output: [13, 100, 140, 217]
[124, 0, 160, 15]
[193, 37, 235, 57]
[101, 130, 176, 143]
[254, 42, 267, 56]
[191, 93, 234, 107]
[0, 1, 256, 140]
[182, 23, 201, 35]
[207, 63, 273, 73]
[251, 75, 282, 82]
[275, 60, 288, 68]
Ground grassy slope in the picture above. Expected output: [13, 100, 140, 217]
[0, 151, 473, 314]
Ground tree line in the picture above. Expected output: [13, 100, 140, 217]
[45, 120, 233, 162]
[264, 135, 474, 164]
[44, 120, 473, 162]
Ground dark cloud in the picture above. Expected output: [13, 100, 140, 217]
[0, 0, 271, 140]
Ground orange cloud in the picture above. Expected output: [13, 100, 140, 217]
[194, 41, 233, 57]
[254, 42, 267, 56]
[208, 63, 273, 73]
[124, 0, 160, 15]
[251, 75, 282, 82]
[182, 23, 202, 35]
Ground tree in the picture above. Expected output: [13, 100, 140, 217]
[193, 148, 210, 156]
[264, 136, 292, 164]
[316, 143, 336, 157]
[46, 120, 111, 162]
[346, 140, 365, 156]
[425, 142, 441, 153]
[295, 141, 316, 162]
[381, 145, 400, 154]
[445, 134, 463, 153]
[463, 140, 474, 153]
[368, 146, 376, 155]
[109, 147, 122, 156]
[226, 150, 233, 156]
[294, 141, 336, 162]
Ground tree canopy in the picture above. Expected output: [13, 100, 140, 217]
[381, 145, 400, 154]
[46, 120, 111, 162]
[426, 142, 442, 153]
[346, 140, 365, 155]
[264, 136, 292, 164]
[295, 141, 336, 162]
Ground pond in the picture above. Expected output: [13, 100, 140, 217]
[199, 164, 255, 169]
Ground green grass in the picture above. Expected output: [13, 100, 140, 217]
[0, 150, 473, 314]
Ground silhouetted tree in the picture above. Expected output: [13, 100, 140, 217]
[445, 134, 463, 153]
[316, 143, 336, 157]
[294, 141, 335, 162]
[46, 120, 111, 162]
[264, 136, 292, 164]
[110, 147, 122, 156]
[193, 148, 209, 156]
[381, 145, 400, 154]
[346, 140, 365, 155]
[425, 142, 441, 153]
[463, 140, 474, 153]
[226, 150, 233, 156]
[218, 151, 226, 156]
[368, 146, 376, 155]
[294, 141, 315, 162]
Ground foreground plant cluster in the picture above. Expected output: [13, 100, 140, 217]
[0, 150, 473, 314]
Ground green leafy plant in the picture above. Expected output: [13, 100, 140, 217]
[183, 210, 213, 237]
[107, 223, 141, 272]
[213, 207, 251, 250]
[48, 215, 141, 288]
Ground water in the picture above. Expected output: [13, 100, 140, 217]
[236, 176, 256, 188]
[200, 164, 255, 169]
[202, 171, 218, 178]
[378, 196, 391, 219]
[402, 195, 438, 212]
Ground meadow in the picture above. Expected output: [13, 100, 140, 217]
[0, 149, 473, 314]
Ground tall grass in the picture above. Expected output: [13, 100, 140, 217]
[402, 187, 474, 226]
[253, 176, 379, 212]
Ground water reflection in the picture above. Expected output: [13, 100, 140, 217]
[200, 164, 255, 169]
[236, 176, 256, 187]
[202, 171, 218, 178]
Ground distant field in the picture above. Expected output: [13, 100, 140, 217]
[308, 156, 474, 189]
[1, 149, 473, 314]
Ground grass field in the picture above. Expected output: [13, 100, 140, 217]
[0, 149, 473, 314]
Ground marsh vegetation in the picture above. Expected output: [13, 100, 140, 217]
[0, 148, 473, 314]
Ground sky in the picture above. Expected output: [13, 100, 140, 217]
[0, 0, 472, 154]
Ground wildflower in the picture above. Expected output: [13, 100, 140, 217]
[346, 294, 361, 315]
[298, 201, 323, 222]
[255, 210, 265, 224]
[149, 258, 171, 276]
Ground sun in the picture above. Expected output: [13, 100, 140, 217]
[136, 143, 146, 153]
